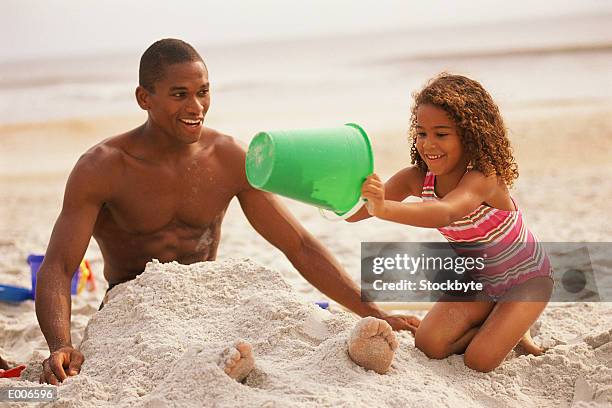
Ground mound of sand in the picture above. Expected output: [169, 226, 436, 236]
[6, 259, 612, 407]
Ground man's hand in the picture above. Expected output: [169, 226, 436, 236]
[362, 174, 386, 217]
[0, 355, 10, 370]
[382, 314, 421, 335]
[40, 346, 84, 385]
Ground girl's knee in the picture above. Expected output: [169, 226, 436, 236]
[415, 329, 452, 360]
[463, 348, 502, 373]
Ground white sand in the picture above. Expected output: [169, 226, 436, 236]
[1, 260, 609, 407]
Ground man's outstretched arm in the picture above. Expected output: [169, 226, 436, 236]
[36, 150, 112, 384]
[237, 187, 420, 333]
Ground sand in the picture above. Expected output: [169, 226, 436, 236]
[1, 105, 611, 407]
[2, 259, 610, 407]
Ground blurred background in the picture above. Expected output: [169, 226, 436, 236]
[1, 0, 611, 136]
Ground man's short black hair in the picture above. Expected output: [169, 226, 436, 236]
[139, 38, 205, 92]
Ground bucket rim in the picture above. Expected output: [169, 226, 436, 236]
[245, 131, 275, 189]
[344, 122, 374, 173]
[333, 122, 374, 214]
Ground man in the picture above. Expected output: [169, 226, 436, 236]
[36, 39, 419, 385]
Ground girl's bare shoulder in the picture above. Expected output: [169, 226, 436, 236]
[462, 170, 514, 211]
[386, 165, 427, 199]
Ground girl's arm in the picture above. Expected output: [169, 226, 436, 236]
[345, 166, 423, 223]
[363, 171, 497, 228]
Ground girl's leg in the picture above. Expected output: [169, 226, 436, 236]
[415, 295, 495, 359]
[462, 276, 553, 372]
[518, 330, 544, 356]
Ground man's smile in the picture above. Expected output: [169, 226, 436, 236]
[179, 118, 204, 133]
[179, 118, 203, 127]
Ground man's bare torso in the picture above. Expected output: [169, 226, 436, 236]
[89, 126, 246, 284]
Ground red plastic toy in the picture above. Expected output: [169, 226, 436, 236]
[0, 364, 26, 378]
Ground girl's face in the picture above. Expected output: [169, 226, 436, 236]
[415, 104, 468, 176]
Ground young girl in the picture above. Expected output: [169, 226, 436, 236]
[347, 73, 553, 373]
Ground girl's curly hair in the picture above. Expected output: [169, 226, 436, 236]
[409, 73, 519, 187]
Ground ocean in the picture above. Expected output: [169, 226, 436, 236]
[1, 13, 611, 140]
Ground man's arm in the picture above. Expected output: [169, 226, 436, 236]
[237, 188, 378, 311]
[36, 148, 114, 384]
[236, 187, 419, 332]
[218, 137, 419, 332]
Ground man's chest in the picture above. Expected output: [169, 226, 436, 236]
[103, 163, 238, 234]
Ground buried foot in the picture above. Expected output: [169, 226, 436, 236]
[517, 330, 545, 356]
[348, 317, 399, 374]
[218, 341, 255, 382]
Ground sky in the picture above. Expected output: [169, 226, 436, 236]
[1, 0, 611, 61]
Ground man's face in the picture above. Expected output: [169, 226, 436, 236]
[141, 61, 210, 144]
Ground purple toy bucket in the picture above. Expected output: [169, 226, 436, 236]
[27, 254, 79, 297]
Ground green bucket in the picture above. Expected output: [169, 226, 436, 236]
[245, 123, 373, 218]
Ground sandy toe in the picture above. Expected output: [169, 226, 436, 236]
[219, 340, 255, 382]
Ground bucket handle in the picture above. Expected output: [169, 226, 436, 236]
[318, 198, 367, 221]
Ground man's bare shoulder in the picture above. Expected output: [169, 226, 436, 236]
[74, 134, 128, 174]
[200, 127, 251, 189]
[66, 131, 136, 196]
[202, 127, 245, 155]
[200, 128, 248, 167]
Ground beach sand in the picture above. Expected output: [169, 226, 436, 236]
[1, 104, 611, 406]
[8, 259, 612, 407]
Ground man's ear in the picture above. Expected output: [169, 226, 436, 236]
[136, 86, 151, 110]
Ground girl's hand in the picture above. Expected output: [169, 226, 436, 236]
[362, 174, 386, 217]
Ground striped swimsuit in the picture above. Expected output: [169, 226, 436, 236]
[421, 171, 552, 299]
